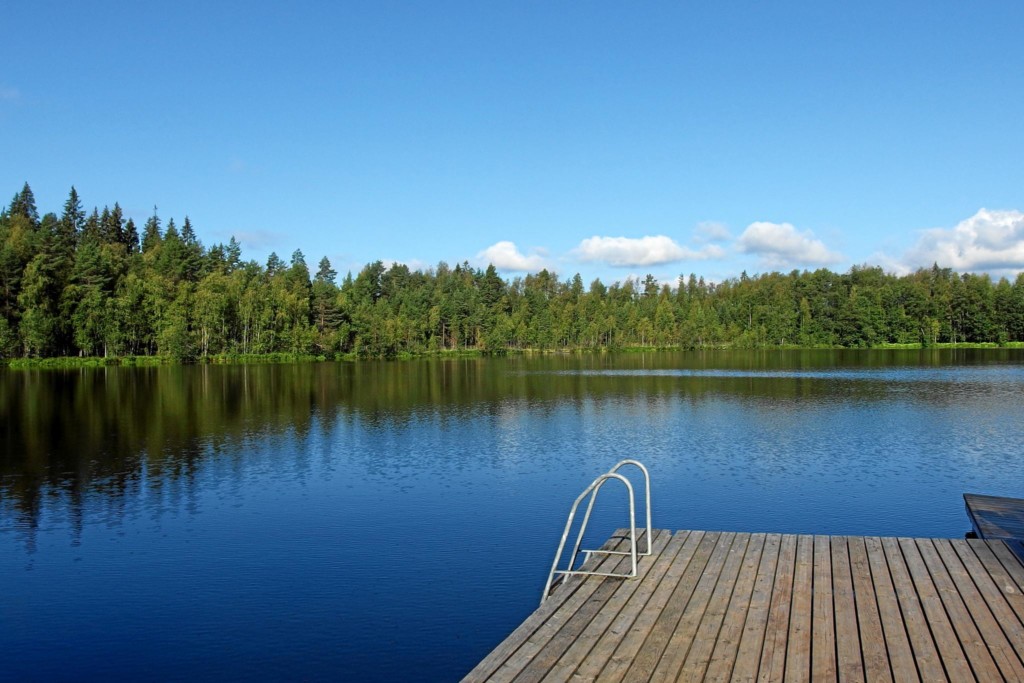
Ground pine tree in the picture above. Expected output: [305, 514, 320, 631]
[314, 256, 337, 285]
[8, 182, 39, 225]
[226, 237, 242, 272]
[124, 218, 140, 254]
[103, 203, 125, 244]
[181, 216, 196, 245]
[82, 208, 102, 243]
[312, 256, 342, 347]
[157, 218, 191, 283]
[141, 208, 162, 253]
[266, 252, 284, 276]
[179, 216, 203, 281]
[57, 186, 85, 258]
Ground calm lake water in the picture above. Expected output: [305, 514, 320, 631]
[2, 350, 1024, 681]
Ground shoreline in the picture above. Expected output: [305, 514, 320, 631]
[5, 341, 1024, 369]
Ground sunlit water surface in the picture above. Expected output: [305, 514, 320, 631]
[2, 349, 1023, 681]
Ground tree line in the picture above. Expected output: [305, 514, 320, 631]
[2, 183, 1024, 361]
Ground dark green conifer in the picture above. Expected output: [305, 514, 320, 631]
[8, 182, 39, 225]
[82, 208, 102, 243]
[124, 218, 140, 254]
[103, 203, 125, 244]
[58, 186, 85, 257]
[266, 252, 284, 276]
[141, 208, 162, 253]
[315, 256, 337, 285]
[226, 237, 242, 272]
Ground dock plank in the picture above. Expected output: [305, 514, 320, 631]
[811, 535, 838, 683]
[783, 534, 814, 683]
[756, 532, 797, 683]
[730, 532, 782, 683]
[831, 537, 865, 683]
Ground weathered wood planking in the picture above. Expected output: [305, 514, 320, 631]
[965, 492, 1024, 563]
[462, 530, 1024, 682]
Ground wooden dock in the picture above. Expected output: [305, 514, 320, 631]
[965, 493, 1024, 562]
[464, 529, 1024, 682]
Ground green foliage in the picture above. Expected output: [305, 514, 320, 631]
[4, 183, 1024, 362]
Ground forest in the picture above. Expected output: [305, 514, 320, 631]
[2, 183, 1024, 362]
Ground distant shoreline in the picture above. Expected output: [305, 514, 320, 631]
[6, 342, 1024, 369]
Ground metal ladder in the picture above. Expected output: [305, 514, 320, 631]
[540, 460, 652, 604]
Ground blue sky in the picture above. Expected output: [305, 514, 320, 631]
[3, 2, 1023, 285]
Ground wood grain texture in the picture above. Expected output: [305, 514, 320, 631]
[462, 531, 1024, 683]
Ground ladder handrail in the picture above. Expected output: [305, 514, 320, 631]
[608, 459, 652, 556]
[565, 473, 637, 585]
[540, 460, 653, 604]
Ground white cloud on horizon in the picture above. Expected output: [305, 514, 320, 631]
[573, 235, 725, 267]
[737, 221, 843, 269]
[903, 208, 1024, 275]
[476, 241, 551, 272]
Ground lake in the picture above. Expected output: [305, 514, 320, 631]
[2, 349, 1024, 681]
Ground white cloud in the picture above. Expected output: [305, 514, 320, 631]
[476, 241, 550, 272]
[573, 235, 724, 267]
[737, 221, 842, 269]
[866, 251, 912, 277]
[904, 208, 1024, 274]
[0, 86, 20, 102]
[694, 221, 732, 244]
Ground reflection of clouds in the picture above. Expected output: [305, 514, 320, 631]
[493, 400, 524, 462]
